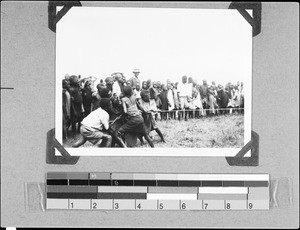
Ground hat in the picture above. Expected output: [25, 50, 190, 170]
[133, 68, 140, 73]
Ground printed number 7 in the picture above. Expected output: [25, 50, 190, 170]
[204, 203, 208, 209]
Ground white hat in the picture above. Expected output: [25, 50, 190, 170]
[133, 68, 140, 73]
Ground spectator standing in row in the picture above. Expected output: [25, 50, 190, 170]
[81, 80, 93, 117]
[129, 68, 141, 90]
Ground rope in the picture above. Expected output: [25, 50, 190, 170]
[153, 108, 244, 113]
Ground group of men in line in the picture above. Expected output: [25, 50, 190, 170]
[62, 68, 244, 147]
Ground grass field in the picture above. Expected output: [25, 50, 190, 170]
[63, 113, 244, 148]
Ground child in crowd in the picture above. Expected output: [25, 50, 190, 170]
[134, 82, 141, 103]
[116, 86, 154, 147]
[167, 82, 175, 119]
[159, 84, 169, 120]
[138, 90, 166, 143]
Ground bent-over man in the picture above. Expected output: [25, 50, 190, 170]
[72, 100, 112, 147]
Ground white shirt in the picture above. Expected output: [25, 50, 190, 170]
[81, 107, 109, 131]
[177, 82, 193, 97]
[112, 81, 122, 98]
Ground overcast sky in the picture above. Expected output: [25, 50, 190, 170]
[56, 7, 252, 86]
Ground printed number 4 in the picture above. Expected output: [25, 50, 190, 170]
[137, 203, 141, 209]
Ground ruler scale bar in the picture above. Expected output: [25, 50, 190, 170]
[46, 173, 269, 210]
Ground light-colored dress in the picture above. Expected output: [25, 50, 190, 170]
[167, 89, 175, 111]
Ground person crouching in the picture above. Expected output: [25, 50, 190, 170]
[72, 99, 112, 147]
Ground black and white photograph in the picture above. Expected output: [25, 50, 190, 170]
[55, 7, 252, 156]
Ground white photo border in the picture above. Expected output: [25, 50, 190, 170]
[55, 7, 252, 157]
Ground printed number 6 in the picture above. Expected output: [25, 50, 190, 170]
[181, 203, 186, 210]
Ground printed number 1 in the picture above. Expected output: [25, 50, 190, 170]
[70, 202, 73, 209]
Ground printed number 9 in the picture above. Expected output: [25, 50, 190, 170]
[248, 203, 253, 209]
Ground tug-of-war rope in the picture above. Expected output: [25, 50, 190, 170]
[145, 107, 244, 121]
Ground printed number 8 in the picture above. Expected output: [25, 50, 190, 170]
[226, 203, 231, 209]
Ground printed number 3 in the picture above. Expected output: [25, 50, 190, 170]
[115, 203, 119, 209]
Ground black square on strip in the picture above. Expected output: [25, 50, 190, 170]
[179, 180, 201, 187]
[201, 181, 223, 187]
[157, 180, 179, 186]
[69, 179, 89, 185]
[223, 181, 244, 187]
[134, 180, 157, 186]
[89, 180, 112, 186]
[47, 179, 68, 185]
[47, 193, 97, 199]
[112, 180, 134, 186]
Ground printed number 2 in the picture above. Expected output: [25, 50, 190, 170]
[93, 203, 97, 209]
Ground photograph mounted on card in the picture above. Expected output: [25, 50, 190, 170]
[55, 7, 252, 156]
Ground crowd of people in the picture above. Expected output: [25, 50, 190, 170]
[62, 68, 244, 148]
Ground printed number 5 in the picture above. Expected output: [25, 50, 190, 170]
[159, 203, 163, 209]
